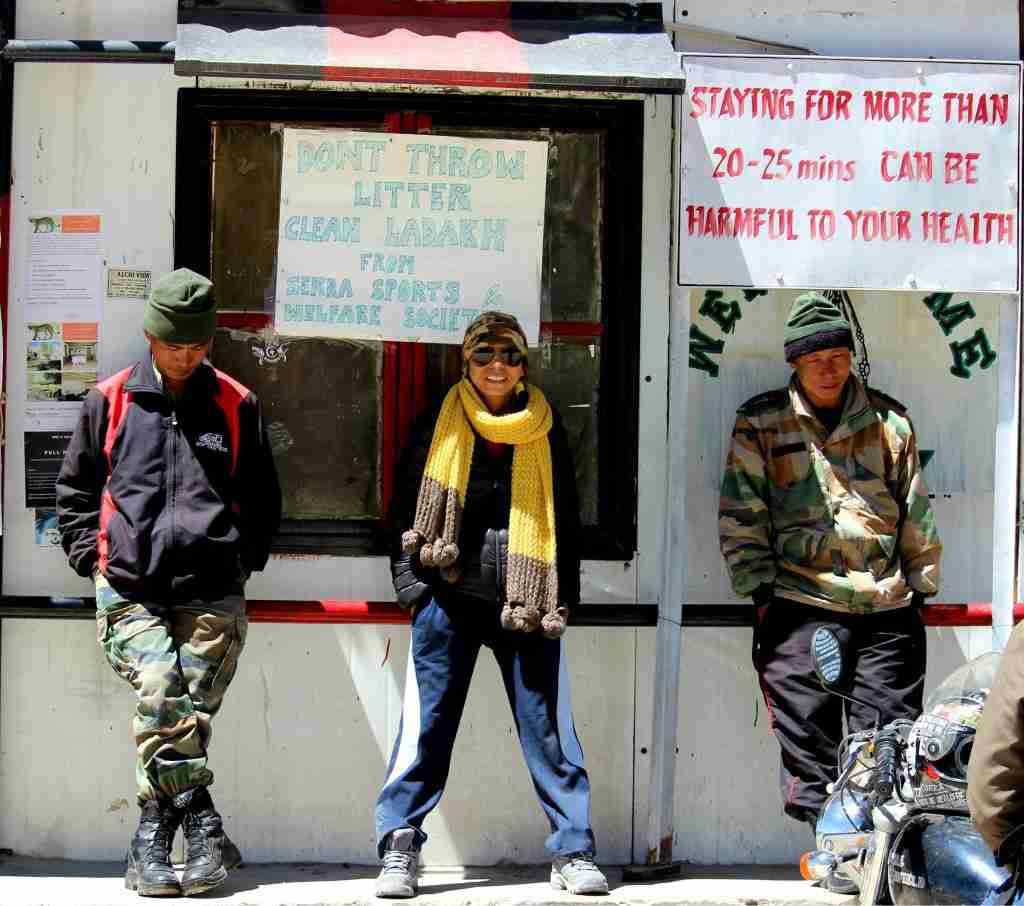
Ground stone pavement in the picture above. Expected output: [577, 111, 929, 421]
[0, 859, 853, 906]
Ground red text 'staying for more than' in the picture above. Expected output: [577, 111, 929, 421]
[689, 86, 1010, 127]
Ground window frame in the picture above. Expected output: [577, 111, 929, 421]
[175, 87, 643, 560]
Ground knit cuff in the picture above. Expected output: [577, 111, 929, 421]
[784, 327, 853, 362]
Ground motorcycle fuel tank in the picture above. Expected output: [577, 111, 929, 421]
[888, 815, 1012, 905]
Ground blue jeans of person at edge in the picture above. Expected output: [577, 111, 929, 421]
[375, 594, 596, 858]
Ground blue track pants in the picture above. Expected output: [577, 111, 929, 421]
[375, 596, 596, 858]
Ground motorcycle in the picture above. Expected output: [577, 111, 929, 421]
[799, 625, 1015, 904]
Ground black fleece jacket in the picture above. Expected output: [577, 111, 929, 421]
[389, 395, 583, 611]
[56, 360, 281, 603]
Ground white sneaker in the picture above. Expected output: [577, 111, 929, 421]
[550, 852, 609, 894]
[375, 828, 419, 898]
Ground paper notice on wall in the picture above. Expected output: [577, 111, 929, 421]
[26, 212, 104, 319]
[25, 320, 99, 429]
[274, 129, 548, 344]
[106, 266, 152, 300]
[24, 212, 103, 428]
[24, 430, 72, 509]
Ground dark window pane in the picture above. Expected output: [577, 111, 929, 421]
[211, 327, 382, 519]
[431, 126, 604, 323]
[211, 123, 282, 312]
[531, 337, 600, 526]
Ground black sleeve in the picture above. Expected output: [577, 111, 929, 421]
[236, 392, 282, 574]
[388, 409, 440, 609]
[55, 389, 108, 578]
[550, 408, 582, 607]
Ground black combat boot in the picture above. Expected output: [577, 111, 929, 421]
[124, 799, 181, 897]
[175, 786, 242, 896]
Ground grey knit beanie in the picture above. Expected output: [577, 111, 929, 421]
[783, 292, 853, 362]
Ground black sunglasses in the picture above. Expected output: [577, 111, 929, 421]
[470, 345, 525, 366]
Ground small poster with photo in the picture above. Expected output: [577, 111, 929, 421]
[25, 321, 99, 404]
[34, 509, 61, 548]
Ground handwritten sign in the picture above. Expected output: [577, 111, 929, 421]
[679, 56, 1022, 292]
[275, 128, 548, 344]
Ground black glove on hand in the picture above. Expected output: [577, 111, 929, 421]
[391, 551, 433, 610]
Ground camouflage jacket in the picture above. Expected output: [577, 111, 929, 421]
[719, 376, 941, 613]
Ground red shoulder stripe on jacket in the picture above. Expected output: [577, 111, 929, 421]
[98, 487, 115, 574]
[98, 366, 133, 471]
[95, 366, 133, 573]
[211, 367, 252, 477]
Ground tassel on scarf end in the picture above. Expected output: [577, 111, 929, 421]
[501, 602, 542, 633]
[541, 606, 569, 640]
[434, 539, 459, 568]
[402, 531, 423, 555]
[418, 537, 459, 569]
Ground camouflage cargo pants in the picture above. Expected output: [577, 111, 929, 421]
[95, 574, 248, 802]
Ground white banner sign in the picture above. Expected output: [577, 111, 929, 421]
[275, 129, 548, 343]
[679, 56, 1022, 292]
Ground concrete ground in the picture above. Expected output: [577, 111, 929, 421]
[0, 858, 854, 906]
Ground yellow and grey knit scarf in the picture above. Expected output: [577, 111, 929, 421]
[401, 378, 567, 638]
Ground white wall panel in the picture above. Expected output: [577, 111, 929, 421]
[0, 622, 636, 864]
[673, 1, 1019, 61]
[635, 95, 673, 607]
[16, 0, 176, 42]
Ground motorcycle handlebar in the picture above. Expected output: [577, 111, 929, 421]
[873, 728, 900, 802]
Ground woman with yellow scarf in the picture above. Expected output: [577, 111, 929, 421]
[373, 312, 607, 898]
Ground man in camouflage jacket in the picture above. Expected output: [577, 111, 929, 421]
[719, 292, 941, 830]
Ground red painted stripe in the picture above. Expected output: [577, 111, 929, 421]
[325, 2, 512, 17]
[232, 602, 1023, 627]
[920, 603, 1024, 626]
[381, 341, 398, 516]
[397, 342, 416, 453]
[217, 312, 272, 330]
[321, 10, 528, 88]
[413, 343, 428, 414]
[321, 63, 532, 90]
[247, 600, 410, 625]
[540, 321, 603, 338]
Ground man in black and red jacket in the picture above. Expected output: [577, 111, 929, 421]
[57, 268, 281, 898]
